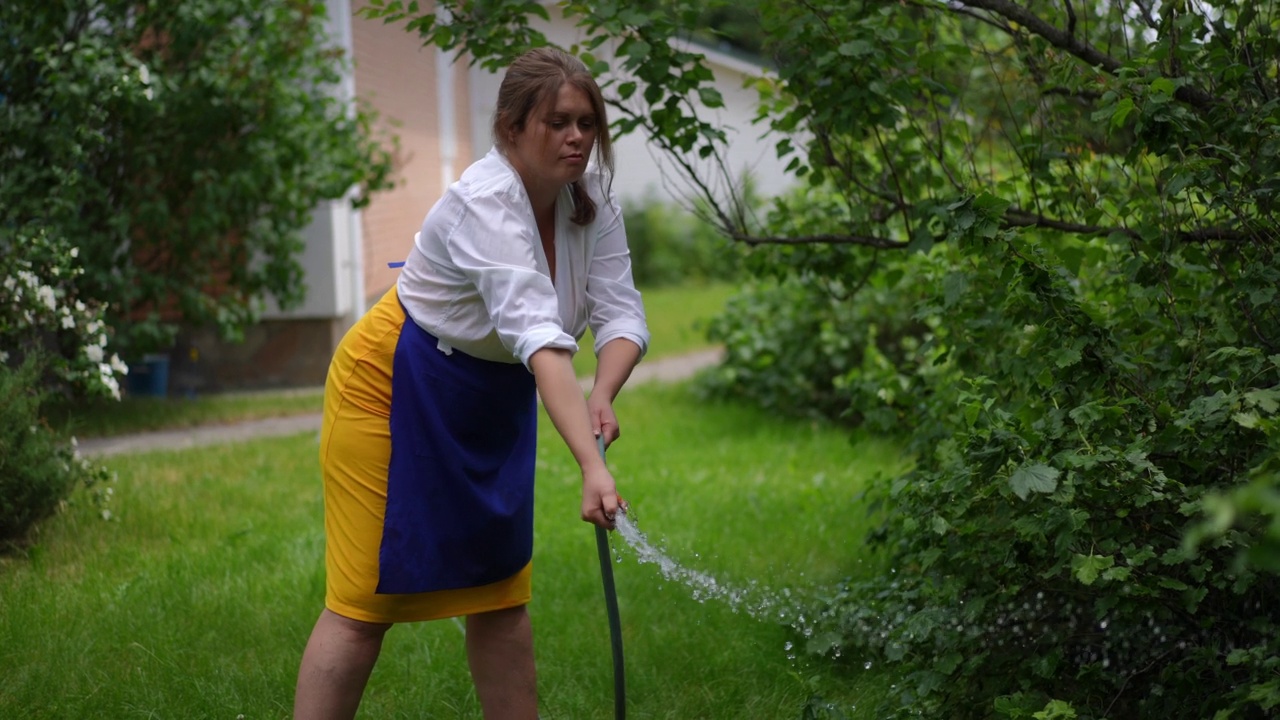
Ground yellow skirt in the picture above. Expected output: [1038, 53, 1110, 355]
[320, 287, 532, 624]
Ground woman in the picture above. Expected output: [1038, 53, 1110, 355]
[293, 48, 648, 719]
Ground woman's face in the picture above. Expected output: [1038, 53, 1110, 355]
[507, 82, 598, 193]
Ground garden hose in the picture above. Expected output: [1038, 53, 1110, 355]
[595, 435, 626, 720]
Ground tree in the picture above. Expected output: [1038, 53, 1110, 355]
[0, 0, 394, 359]
[367, 1, 1279, 717]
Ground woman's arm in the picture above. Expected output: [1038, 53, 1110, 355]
[587, 337, 642, 447]
[528, 346, 621, 528]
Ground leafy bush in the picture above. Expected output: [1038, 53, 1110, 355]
[0, 359, 115, 550]
[705, 221, 1280, 718]
[623, 195, 744, 287]
[0, 0, 394, 357]
[1, 229, 120, 548]
[1, 230, 128, 401]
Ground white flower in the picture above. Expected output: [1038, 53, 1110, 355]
[61, 313, 76, 329]
[87, 320, 103, 334]
[101, 373, 121, 400]
[139, 64, 151, 85]
[85, 344, 105, 362]
[75, 300, 86, 312]
[97, 333, 108, 347]
[2, 276, 14, 291]
[70, 247, 80, 259]
[37, 284, 57, 311]
[110, 355, 129, 374]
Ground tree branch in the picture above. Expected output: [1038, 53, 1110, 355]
[1005, 209, 1256, 244]
[955, 0, 1217, 109]
[730, 232, 910, 248]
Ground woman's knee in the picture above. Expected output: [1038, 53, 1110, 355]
[321, 608, 393, 641]
[466, 605, 529, 634]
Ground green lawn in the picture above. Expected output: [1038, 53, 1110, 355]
[55, 282, 737, 439]
[2, 382, 904, 719]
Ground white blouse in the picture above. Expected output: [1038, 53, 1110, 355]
[396, 147, 650, 369]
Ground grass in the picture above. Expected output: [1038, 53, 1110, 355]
[55, 282, 737, 439]
[1, 381, 905, 719]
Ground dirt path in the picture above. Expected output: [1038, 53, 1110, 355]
[78, 347, 723, 458]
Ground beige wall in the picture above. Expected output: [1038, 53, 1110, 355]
[351, 0, 473, 306]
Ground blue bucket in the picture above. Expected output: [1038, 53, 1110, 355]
[127, 353, 170, 397]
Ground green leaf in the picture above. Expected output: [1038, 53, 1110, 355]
[697, 86, 724, 109]
[1149, 77, 1176, 96]
[1245, 388, 1280, 414]
[1101, 566, 1132, 582]
[942, 272, 967, 308]
[1009, 463, 1060, 500]
[1111, 98, 1136, 128]
[837, 40, 872, 57]
[1234, 412, 1260, 429]
[1050, 347, 1082, 369]
[1071, 553, 1114, 585]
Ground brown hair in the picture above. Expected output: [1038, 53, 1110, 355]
[493, 47, 614, 226]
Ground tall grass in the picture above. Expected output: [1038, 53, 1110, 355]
[1, 382, 903, 719]
[55, 282, 736, 439]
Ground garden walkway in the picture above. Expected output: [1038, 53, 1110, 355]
[79, 347, 723, 458]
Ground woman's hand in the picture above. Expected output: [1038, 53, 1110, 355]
[581, 464, 621, 529]
[587, 394, 620, 448]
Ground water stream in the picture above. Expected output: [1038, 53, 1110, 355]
[613, 511, 813, 630]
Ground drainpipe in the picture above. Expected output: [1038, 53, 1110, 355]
[436, 10, 458, 188]
[330, 0, 366, 324]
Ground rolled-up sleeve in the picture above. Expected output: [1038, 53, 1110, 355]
[586, 197, 650, 358]
[447, 192, 578, 367]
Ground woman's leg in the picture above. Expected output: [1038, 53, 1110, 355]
[466, 605, 538, 720]
[294, 609, 392, 720]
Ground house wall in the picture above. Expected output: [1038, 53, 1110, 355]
[351, 0, 445, 304]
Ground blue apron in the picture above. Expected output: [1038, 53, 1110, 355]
[376, 305, 538, 594]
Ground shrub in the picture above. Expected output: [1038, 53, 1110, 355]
[0, 0, 394, 357]
[623, 195, 745, 287]
[0, 358, 115, 550]
[705, 223, 1280, 718]
[0, 229, 128, 401]
[1, 229, 120, 548]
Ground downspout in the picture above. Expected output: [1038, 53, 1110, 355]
[435, 10, 458, 188]
[331, 0, 366, 324]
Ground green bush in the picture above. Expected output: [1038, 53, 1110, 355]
[0, 0, 393, 357]
[623, 195, 745, 287]
[704, 223, 1280, 718]
[0, 359, 114, 550]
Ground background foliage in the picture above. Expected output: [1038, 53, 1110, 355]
[367, 0, 1280, 716]
[1, 0, 391, 544]
[0, 0, 394, 358]
[623, 195, 745, 287]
